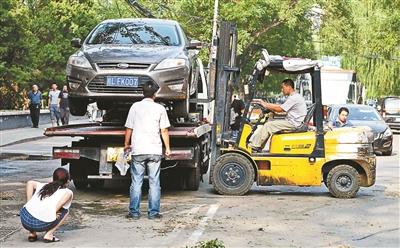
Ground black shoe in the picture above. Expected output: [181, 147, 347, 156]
[126, 213, 140, 220]
[148, 213, 162, 220]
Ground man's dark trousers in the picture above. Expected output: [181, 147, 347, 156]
[29, 104, 40, 127]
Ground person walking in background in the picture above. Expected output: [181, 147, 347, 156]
[20, 168, 73, 243]
[48, 83, 61, 127]
[27, 85, 42, 128]
[58, 85, 70, 125]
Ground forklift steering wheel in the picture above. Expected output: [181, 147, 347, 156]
[251, 102, 270, 115]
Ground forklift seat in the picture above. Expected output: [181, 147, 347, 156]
[275, 103, 316, 134]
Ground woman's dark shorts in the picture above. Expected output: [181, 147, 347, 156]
[20, 207, 68, 232]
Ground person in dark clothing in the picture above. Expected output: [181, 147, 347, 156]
[230, 98, 245, 139]
[27, 85, 42, 128]
[230, 99, 245, 131]
[58, 85, 70, 125]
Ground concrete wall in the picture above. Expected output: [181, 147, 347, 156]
[0, 110, 83, 130]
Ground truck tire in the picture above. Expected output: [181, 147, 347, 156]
[69, 98, 88, 116]
[89, 179, 105, 189]
[70, 160, 89, 190]
[326, 164, 360, 198]
[73, 179, 88, 190]
[185, 166, 201, 191]
[212, 153, 255, 195]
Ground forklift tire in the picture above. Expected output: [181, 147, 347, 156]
[185, 166, 201, 191]
[326, 164, 360, 198]
[213, 153, 255, 195]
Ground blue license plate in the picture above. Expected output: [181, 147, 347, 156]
[106, 76, 139, 87]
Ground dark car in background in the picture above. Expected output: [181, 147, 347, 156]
[328, 104, 393, 155]
[66, 18, 201, 118]
[377, 96, 400, 131]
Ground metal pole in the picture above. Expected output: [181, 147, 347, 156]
[210, 0, 219, 63]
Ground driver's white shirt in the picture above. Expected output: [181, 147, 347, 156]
[125, 98, 170, 155]
[280, 92, 307, 127]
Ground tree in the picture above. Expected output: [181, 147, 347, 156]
[319, 0, 400, 97]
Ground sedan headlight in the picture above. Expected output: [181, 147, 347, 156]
[67, 52, 92, 69]
[383, 128, 392, 137]
[154, 58, 186, 70]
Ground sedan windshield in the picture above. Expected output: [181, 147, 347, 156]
[347, 107, 382, 121]
[87, 22, 180, 46]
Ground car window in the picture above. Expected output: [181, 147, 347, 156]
[87, 22, 181, 46]
[347, 107, 382, 121]
[384, 98, 400, 109]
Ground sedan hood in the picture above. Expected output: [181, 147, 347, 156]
[349, 120, 388, 134]
[82, 44, 183, 64]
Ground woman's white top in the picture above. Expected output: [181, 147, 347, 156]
[25, 182, 73, 222]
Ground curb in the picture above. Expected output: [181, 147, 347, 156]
[0, 135, 50, 148]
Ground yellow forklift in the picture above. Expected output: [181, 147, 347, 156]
[208, 25, 376, 198]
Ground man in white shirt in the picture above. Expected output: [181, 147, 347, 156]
[249, 79, 307, 152]
[124, 82, 171, 220]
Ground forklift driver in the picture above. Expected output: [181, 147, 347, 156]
[249, 79, 307, 152]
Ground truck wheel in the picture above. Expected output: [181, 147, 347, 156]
[70, 98, 88, 116]
[185, 166, 201, 191]
[73, 179, 88, 190]
[70, 160, 89, 190]
[326, 164, 360, 198]
[89, 179, 105, 189]
[212, 153, 255, 195]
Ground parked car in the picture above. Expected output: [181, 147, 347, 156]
[66, 18, 202, 118]
[377, 96, 400, 131]
[327, 104, 393, 155]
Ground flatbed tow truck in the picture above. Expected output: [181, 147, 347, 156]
[43, 21, 235, 191]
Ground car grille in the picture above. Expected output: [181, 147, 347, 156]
[96, 63, 150, 70]
[87, 75, 155, 94]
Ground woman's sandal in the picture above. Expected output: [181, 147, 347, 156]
[43, 236, 60, 243]
[28, 234, 37, 242]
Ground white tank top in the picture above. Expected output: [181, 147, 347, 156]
[25, 183, 73, 222]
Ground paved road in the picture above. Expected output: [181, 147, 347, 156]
[0, 134, 399, 247]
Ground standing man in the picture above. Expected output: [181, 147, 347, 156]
[48, 83, 61, 127]
[27, 85, 42, 128]
[58, 85, 70, 125]
[124, 82, 171, 220]
[249, 79, 307, 152]
[329, 107, 352, 128]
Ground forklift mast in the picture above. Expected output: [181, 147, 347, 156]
[209, 21, 239, 183]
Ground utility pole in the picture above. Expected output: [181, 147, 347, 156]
[208, 0, 219, 100]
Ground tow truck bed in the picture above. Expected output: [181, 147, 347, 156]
[44, 122, 211, 138]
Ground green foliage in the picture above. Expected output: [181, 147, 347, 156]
[319, 0, 400, 97]
[1, 0, 397, 110]
[189, 238, 225, 248]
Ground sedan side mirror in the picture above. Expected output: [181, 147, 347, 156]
[187, 39, 202, 50]
[71, 38, 82, 48]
